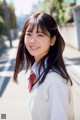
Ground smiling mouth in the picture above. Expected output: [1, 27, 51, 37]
[30, 46, 39, 50]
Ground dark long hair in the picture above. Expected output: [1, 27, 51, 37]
[13, 12, 72, 85]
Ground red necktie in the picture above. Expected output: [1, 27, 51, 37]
[28, 70, 36, 92]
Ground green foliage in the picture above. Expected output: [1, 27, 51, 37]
[0, 1, 17, 31]
[0, 2, 5, 19]
[38, 0, 50, 14]
[54, 0, 66, 24]
[8, 4, 17, 29]
[0, 16, 6, 36]
[39, 0, 67, 25]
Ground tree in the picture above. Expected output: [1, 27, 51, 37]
[3, 0, 12, 47]
[0, 16, 6, 36]
[54, 0, 66, 24]
[39, 0, 66, 25]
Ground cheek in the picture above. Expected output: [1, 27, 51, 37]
[41, 40, 51, 49]
[39, 43, 50, 53]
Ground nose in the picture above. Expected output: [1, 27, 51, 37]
[30, 35, 36, 43]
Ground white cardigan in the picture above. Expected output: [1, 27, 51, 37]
[27, 63, 75, 120]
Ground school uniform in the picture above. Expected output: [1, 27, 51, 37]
[27, 62, 75, 120]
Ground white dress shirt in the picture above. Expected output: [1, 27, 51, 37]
[27, 62, 75, 120]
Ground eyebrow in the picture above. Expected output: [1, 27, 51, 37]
[25, 29, 50, 37]
[25, 30, 44, 34]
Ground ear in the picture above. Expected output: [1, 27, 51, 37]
[50, 35, 56, 46]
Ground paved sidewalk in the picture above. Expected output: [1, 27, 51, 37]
[63, 45, 80, 63]
[0, 70, 31, 120]
[63, 45, 80, 83]
[0, 39, 31, 120]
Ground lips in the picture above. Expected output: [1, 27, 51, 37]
[30, 46, 39, 51]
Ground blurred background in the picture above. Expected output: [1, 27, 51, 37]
[0, 0, 80, 120]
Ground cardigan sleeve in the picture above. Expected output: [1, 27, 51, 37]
[47, 73, 72, 120]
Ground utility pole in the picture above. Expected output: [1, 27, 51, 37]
[3, 0, 12, 47]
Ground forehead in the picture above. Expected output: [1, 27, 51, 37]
[26, 24, 42, 32]
[25, 18, 48, 33]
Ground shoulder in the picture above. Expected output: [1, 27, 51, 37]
[46, 71, 66, 84]
[43, 71, 71, 90]
[45, 71, 71, 94]
[39, 71, 71, 101]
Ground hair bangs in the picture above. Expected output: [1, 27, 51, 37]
[26, 17, 50, 36]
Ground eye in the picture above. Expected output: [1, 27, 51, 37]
[37, 33, 44, 37]
[25, 32, 32, 36]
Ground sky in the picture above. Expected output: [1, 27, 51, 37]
[6, 0, 43, 16]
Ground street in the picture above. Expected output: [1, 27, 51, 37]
[0, 38, 80, 120]
[63, 46, 80, 120]
[0, 39, 31, 120]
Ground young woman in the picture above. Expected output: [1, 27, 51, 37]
[13, 13, 75, 120]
